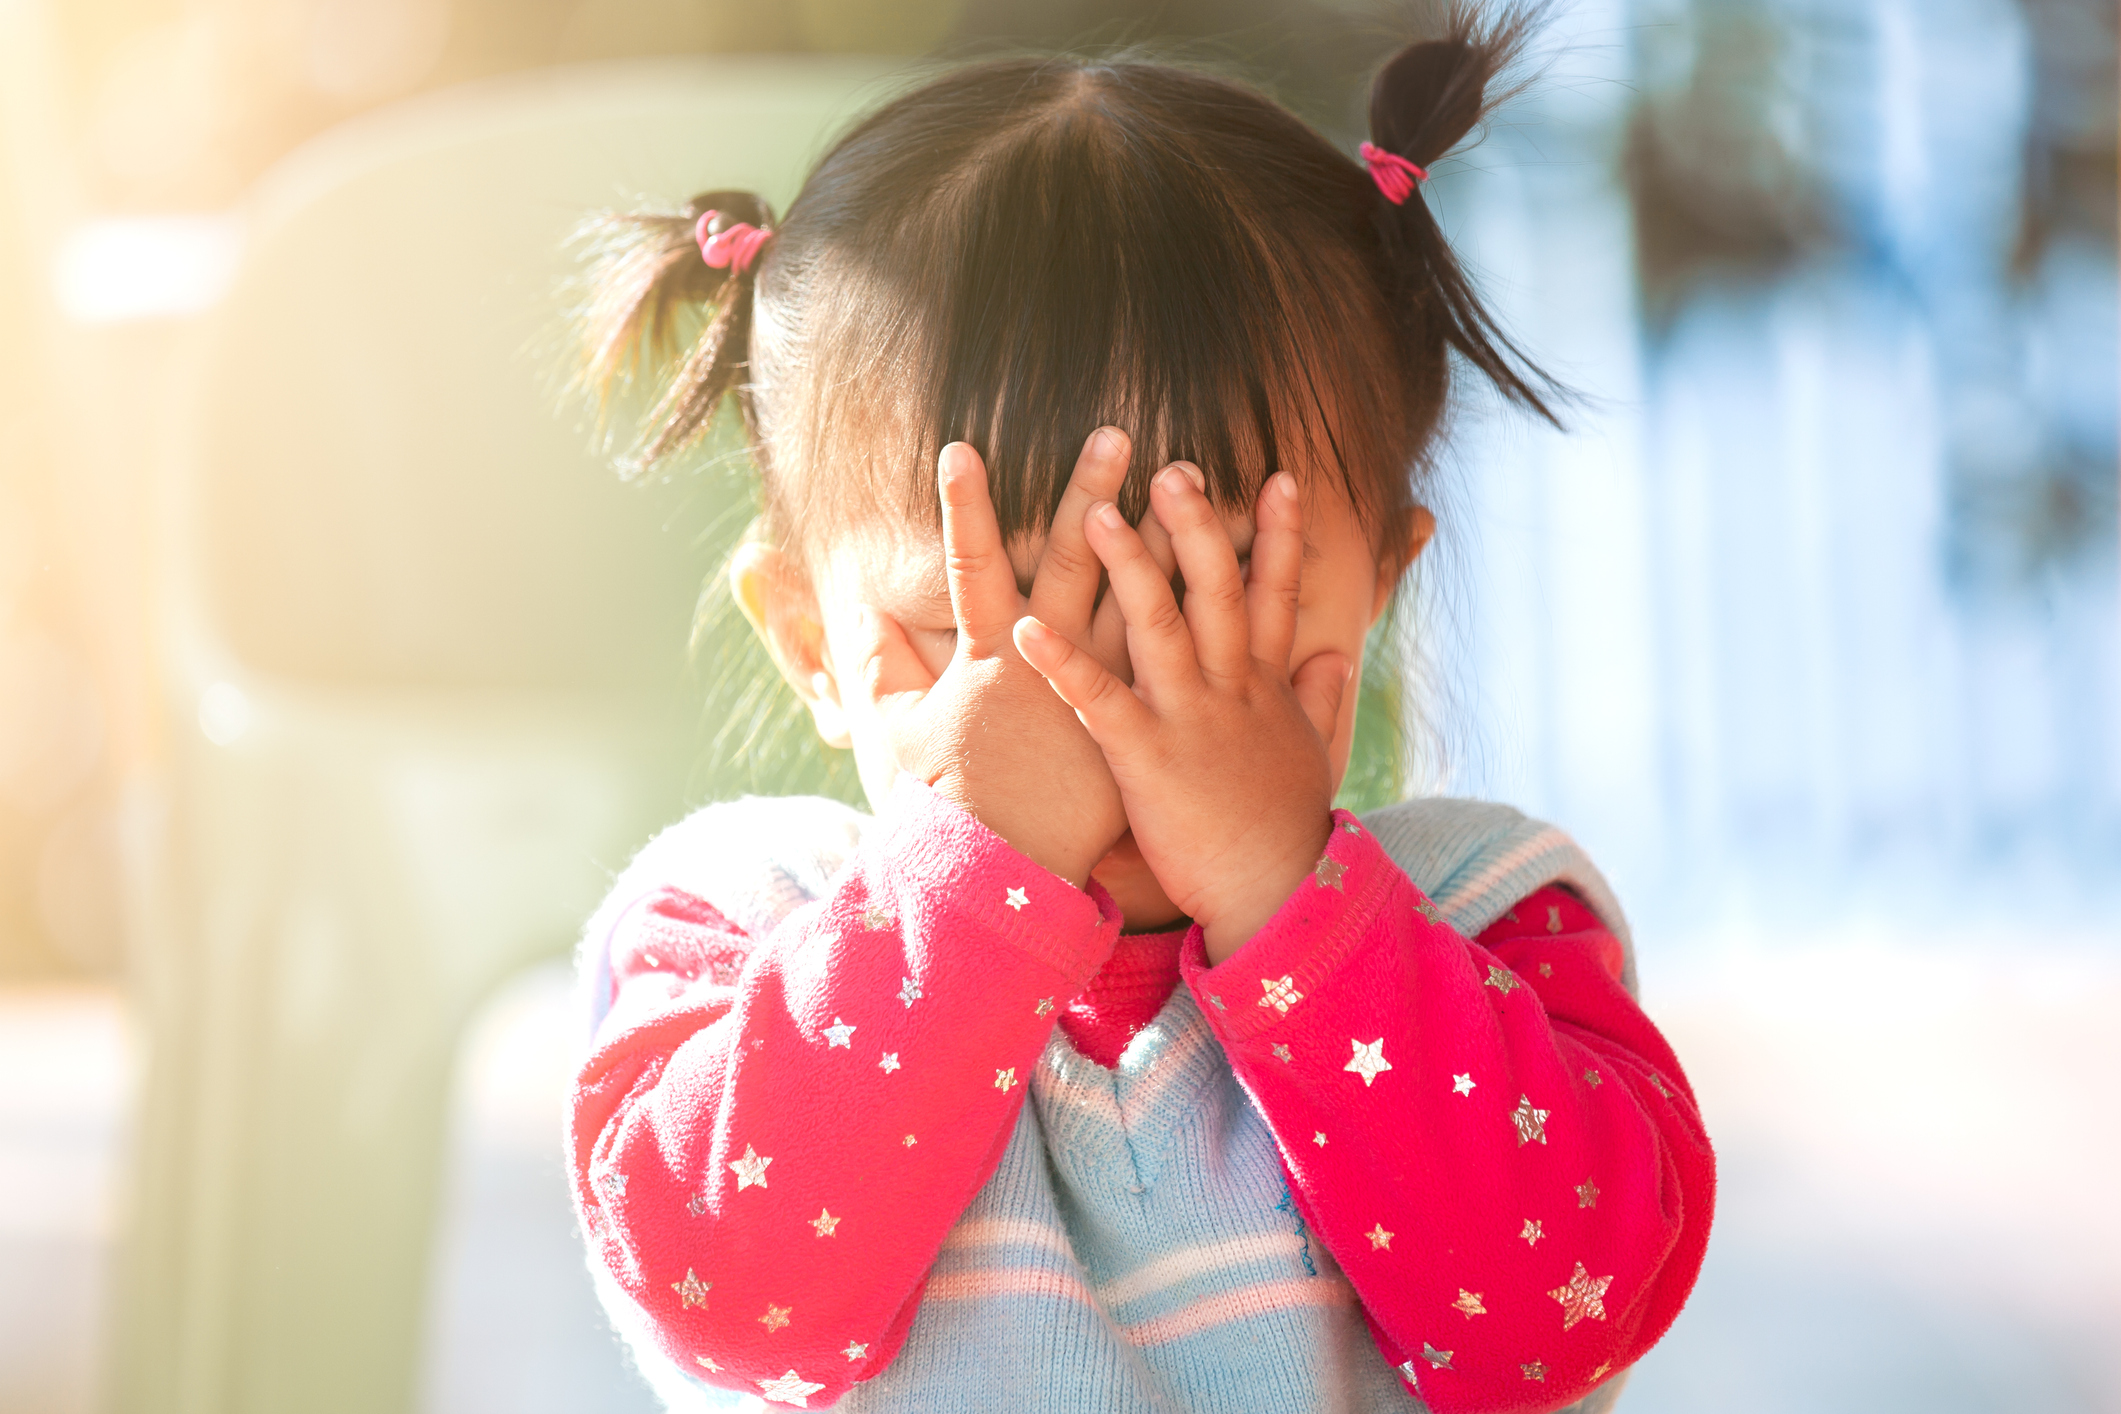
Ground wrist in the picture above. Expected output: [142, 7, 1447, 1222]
[1195, 816, 1335, 964]
[927, 772, 1101, 889]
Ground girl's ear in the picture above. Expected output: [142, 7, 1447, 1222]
[729, 541, 853, 749]
[1371, 505, 1436, 622]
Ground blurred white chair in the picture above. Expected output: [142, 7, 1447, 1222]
[117, 57, 895, 1414]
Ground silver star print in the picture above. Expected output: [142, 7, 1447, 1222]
[823, 1017, 855, 1049]
[1651, 1072, 1673, 1097]
[1539, 962, 1554, 977]
[842, 1341, 868, 1361]
[1345, 1037, 1392, 1087]
[902, 1134, 916, 1147]
[1397, 1359, 1420, 1384]
[1421, 1343, 1454, 1369]
[1342, 819, 1362, 834]
[1258, 974, 1304, 1014]
[729, 1144, 772, 1191]
[1271, 1043, 1293, 1063]
[897, 977, 922, 1007]
[1521, 1217, 1546, 1246]
[1583, 1068, 1603, 1087]
[994, 1067, 1018, 1093]
[809, 1208, 839, 1237]
[755, 1370, 824, 1406]
[1005, 886, 1029, 911]
[694, 1354, 721, 1372]
[1364, 1222, 1394, 1250]
[1510, 1094, 1550, 1145]
[687, 1192, 707, 1217]
[1313, 1130, 1327, 1146]
[601, 1170, 629, 1196]
[758, 1303, 791, 1334]
[672, 1268, 711, 1309]
[878, 1051, 901, 1073]
[1452, 1289, 1486, 1319]
[1547, 904, 1563, 934]
[1314, 856, 1348, 890]
[1576, 1178, 1600, 1209]
[1548, 1261, 1614, 1329]
[1521, 1361, 1548, 1382]
[1414, 899, 1443, 925]
[862, 905, 892, 930]
[1452, 1072, 1476, 1096]
[1034, 997, 1055, 1016]
[1483, 964, 1522, 996]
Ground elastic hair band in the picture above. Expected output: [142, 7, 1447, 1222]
[695, 210, 773, 276]
[1359, 142, 1430, 205]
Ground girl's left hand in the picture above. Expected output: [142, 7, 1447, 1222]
[1013, 466, 1351, 962]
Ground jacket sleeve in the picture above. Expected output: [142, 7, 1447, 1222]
[570, 777, 1121, 1408]
[1177, 812, 1714, 1414]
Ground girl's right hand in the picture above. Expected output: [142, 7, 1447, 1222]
[859, 436, 1132, 889]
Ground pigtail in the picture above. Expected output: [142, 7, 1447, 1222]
[574, 188, 775, 475]
[1366, 2, 1566, 427]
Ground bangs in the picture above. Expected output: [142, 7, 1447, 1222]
[754, 59, 1408, 556]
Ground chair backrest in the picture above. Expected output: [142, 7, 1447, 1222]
[176, 56, 900, 696]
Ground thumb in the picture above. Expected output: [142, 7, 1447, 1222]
[1290, 652, 1354, 744]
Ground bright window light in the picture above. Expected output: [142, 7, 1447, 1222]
[51, 215, 243, 325]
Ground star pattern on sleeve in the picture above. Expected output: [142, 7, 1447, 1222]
[1547, 905, 1564, 934]
[1576, 1177, 1601, 1209]
[1452, 1289, 1486, 1319]
[1583, 1068, 1603, 1087]
[1345, 1037, 1392, 1086]
[902, 1134, 917, 1147]
[1034, 997, 1055, 1016]
[822, 1017, 855, 1049]
[897, 977, 922, 1007]
[1414, 899, 1443, 925]
[1482, 964, 1522, 996]
[1452, 1072, 1476, 1096]
[861, 905, 893, 931]
[1364, 1222, 1394, 1250]
[687, 1192, 706, 1217]
[878, 1051, 901, 1073]
[1521, 1218, 1546, 1246]
[1510, 1094, 1550, 1145]
[841, 1341, 869, 1361]
[1548, 1261, 1614, 1329]
[1005, 887, 1029, 911]
[694, 1354, 721, 1371]
[809, 1208, 839, 1237]
[1313, 1130, 1328, 1146]
[1314, 856, 1347, 891]
[994, 1067, 1018, 1093]
[758, 1303, 792, 1333]
[1271, 1043, 1293, 1063]
[1258, 975, 1303, 1014]
[672, 1268, 711, 1309]
[1421, 1343, 1454, 1369]
[756, 1370, 825, 1406]
[729, 1144, 772, 1191]
[1521, 1361, 1548, 1382]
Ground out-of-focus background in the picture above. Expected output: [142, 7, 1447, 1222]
[0, 0, 2114, 1411]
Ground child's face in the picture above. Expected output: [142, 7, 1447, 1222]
[740, 465, 1426, 932]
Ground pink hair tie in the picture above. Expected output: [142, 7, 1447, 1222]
[1360, 142, 1430, 205]
[694, 210, 773, 276]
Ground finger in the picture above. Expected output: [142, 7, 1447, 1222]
[1088, 589, 1135, 684]
[1029, 426, 1131, 638]
[1152, 464, 1250, 685]
[1085, 500, 1203, 695]
[1246, 472, 1304, 677]
[858, 605, 937, 707]
[1013, 616, 1157, 756]
[1290, 651, 1353, 745]
[1135, 490, 1179, 582]
[937, 442, 1021, 655]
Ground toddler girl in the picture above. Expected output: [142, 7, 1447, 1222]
[569, 7, 1714, 1412]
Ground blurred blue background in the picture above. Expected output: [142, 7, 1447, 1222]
[0, 1, 2113, 1412]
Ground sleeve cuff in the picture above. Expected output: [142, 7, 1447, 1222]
[872, 773, 1121, 989]
[1179, 810, 1417, 1045]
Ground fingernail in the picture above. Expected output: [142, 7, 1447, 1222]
[1276, 472, 1299, 502]
[1175, 463, 1206, 493]
[1092, 426, 1126, 459]
[1093, 501, 1124, 529]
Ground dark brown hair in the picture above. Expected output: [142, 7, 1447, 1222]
[579, 1, 1559, 568]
